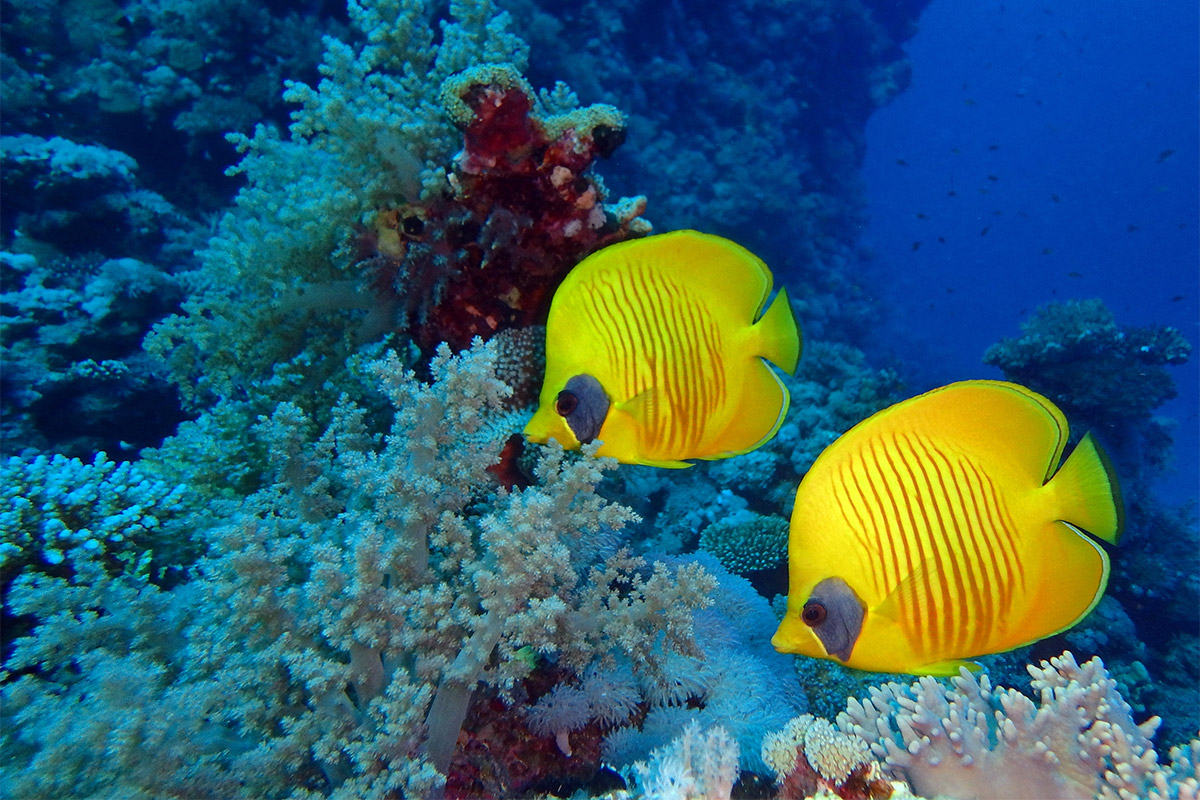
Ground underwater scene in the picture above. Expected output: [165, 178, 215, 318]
[1, 0, 1197, 797]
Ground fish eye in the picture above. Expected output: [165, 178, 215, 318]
[801, 600, 827, 627]
[555, 390, 579, 417]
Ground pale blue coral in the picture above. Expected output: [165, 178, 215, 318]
[0, 452, 190, 573]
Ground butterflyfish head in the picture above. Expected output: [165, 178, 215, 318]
[773, 576, 866, 663]
[523, 373, 610, 450]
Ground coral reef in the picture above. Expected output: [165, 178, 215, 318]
[0, 341, 718, 797]
[762, 714, 893, 800]
[984, 299, 1199, 751]
[2, 0, 1195, 797]
[1, 0, 334, 211]
[624, 721, 741, 800]
[0, 452, 196, 585]
[0, 249, 191, 459]
[368, 62, 650, 354]
[984, 298, 1190, 433]
[698, 512, 789, 576]
[839, 651, 1200, 800]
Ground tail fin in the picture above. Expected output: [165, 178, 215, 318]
[754, 288, 802, 374]
[1052, 432, 1123, 545]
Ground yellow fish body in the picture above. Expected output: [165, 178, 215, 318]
[523, 230, 801, 468]
[772, 380, 1122, 675]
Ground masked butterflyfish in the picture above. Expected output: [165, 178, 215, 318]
[523, 230, 801, 468]
[772, 380, 1123, 676]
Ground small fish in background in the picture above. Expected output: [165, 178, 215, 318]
[896, 158, 909, 166]
[911, 241, 922, 251]
[773, 380, 1123, 675]
[980, 226, 990, 236]
[1041, 247, 1054, 255]
[1068, 270, 1083, 278]
[525, 230, 801, 468]
[1127, 224, 1139, 233]
[1051, 193, 1062, 203]
[1157, 149, 1175, 163]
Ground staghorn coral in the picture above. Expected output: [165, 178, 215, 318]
[837, 650, 1200, 800]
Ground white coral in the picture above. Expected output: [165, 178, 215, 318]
[837, 651, 1200, 800]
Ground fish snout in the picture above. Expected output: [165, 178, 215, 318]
[523, 406, 581, 450]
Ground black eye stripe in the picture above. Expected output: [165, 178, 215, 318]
[558, 374, 609, 444]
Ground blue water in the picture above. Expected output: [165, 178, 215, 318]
[862, 0, 1199, 504]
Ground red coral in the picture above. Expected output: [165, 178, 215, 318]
[359, 76, 646, 355]
[444, 667, 606, 799]
[459, 85, 543, 174]
[774, 745, 894, 800]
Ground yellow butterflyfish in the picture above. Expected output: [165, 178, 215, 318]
[523, 230, 801, 468]
[772, 380, 1122, 675]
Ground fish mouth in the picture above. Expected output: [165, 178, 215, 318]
[523, 407, 580, 449]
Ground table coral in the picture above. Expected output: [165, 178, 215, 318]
[983, 299, 1190, 425]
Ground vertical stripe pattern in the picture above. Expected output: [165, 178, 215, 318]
[575, 260, 727, 455]
[830, 430, 1026, 661]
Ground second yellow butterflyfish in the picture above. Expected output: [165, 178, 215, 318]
[523, 230, 802, 468]
[772, 379, 1123, 675]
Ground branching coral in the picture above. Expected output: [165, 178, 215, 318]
[761, 714, 893, 800]
[624, 721, 741, 800]
[1, 339, 718, 798]
[837, 651, 1200, 800]
[0, 452, 196, 584]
